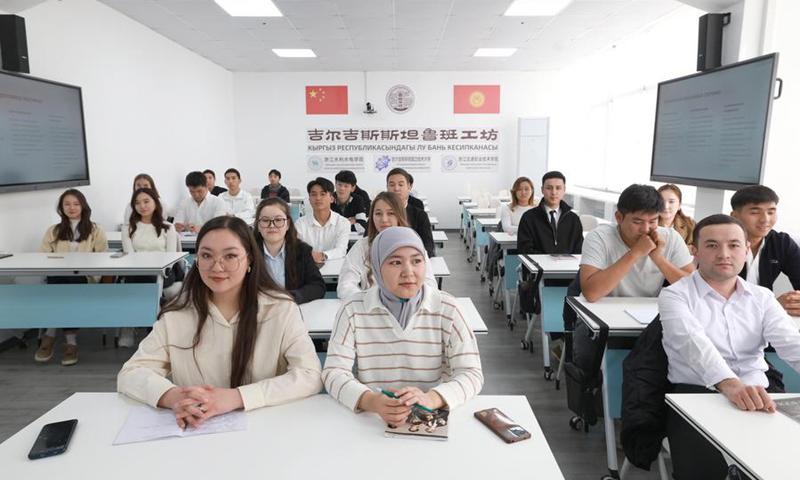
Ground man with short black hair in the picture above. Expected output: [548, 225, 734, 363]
[174, 171, 229, 233]
[219, 168, 255, 222]
[203, 169, 227, 196]
[386, 167, 435, 257]
[332, 170, 367, 233]
[295, 177, 350, 263]
[261, 169, 290, 202]
[660, 213, 800, 480]
[730, 185, 800, 316]
[580, 184, 694, 301]
[517, 171, 583, 255]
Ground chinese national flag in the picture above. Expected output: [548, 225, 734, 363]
[305, 86, 348, 115]
[453, 85, 500, 114]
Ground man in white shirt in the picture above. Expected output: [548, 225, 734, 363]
[660, 214, 800, 480]
[294, 177, 350, 263]
[580, 184, 694, 301]
[219, 168, 255, 223]
[173, 171, 229, 233]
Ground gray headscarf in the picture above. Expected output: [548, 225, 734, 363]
[370, 226, 427, 329]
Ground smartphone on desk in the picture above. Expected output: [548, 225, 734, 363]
[474, 408, 531, 444]
[28, 419, 78, 460]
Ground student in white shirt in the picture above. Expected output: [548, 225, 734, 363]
[323, 226, 483, 426]
[122, 173, 171, 225]
[294, 177, 350, 263]
[118, 216, 322, 428]
[173, 171, 229, 233]
[580, 184, 694, 301]
[500, 176, 535, 234]
[337, 191, 437, 300]
[35, 189, 109, 367]
[659, 214, 800, 480]
[219, 168, 255, 223]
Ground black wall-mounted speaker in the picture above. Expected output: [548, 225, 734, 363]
[697, 13, 729, 72]
[0, 15, 30, 74]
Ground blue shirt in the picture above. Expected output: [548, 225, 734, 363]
[263, 243, 286, 288]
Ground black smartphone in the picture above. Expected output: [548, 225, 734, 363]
[28, 419, 78, 460]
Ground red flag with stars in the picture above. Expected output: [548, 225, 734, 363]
[453, 85, 500, 114]
[305, 86, 348, 115]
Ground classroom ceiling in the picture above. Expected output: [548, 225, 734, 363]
[95, 0, 685, 72]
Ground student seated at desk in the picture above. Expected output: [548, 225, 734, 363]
[659, 214, 800, 480]
[323, 227, 483, 426]
[332, 170, 367, 233]
[35, 189, 109, 367]
[658, 184, 695, 246]
[295, 177, 350, 264]
[118, 217, 322, 428]
[517, 171, 583, 254]
[253, 198, 325, 305]
[337, 192, 436, 300]
[730, 185, 800, 316]
[203, 169, 227, 196]
[260, 169, 291, 202]
[122, 173, 171, 225]
[386, 168, 435, 258]
[174, 171, 229, 234]
[500, 176, 535, 235]
[580, 184, 694, 302]
[219, 168, 255, 223]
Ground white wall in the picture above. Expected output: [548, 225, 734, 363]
[0, 0, 235, 253]
[233, 71, 559, 229]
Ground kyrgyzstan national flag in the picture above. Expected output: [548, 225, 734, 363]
[305, 86, 348, 115]
[453, 85, 500, 114]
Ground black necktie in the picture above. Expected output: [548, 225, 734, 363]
[549, 210, 558, 239]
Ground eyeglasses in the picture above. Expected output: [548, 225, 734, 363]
[196, 253, 243, 272]
[258, 217, 287, 228]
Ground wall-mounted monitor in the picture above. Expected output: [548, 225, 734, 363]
[0, 70, 90, 194]
[650, 53, 779, 190]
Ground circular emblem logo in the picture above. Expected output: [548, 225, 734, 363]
[386, 85, 415, 114]
[469, 91, 485, 108]
[441, 155, 458, 171]
[374, 155, 392, 171]
[307, 156, 323, 172]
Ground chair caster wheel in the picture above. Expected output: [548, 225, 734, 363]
[544, 370, 554, 381]
[569, 416, 584, 431]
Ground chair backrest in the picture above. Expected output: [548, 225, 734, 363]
[289, 187, 302, 197]
[579, 214, 601, 232]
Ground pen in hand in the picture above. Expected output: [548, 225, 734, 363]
[378, 388, 435, 413]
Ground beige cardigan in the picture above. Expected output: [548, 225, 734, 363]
[39, 223, 109, 253]
[117, 293, 323, 411]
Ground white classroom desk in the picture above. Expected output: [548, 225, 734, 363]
[107, 231, 198, 251]
[666, 393, 800, 480]
[519, 254, 581, 374]
[428, 215, 439, 228]
[300, 297, 488, 335]
[456, 195, 472, 204]
[319, 256, 451, 281]
[0, 393, 564, 480]
[432, 229, 448, 246]
[487, 231, 517, 318]
[0, 252, 187, 329]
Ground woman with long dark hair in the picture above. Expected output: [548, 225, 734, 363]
[118, 216, 321, 427]
[253, 198, 325, 304]
[35, 189, 108, 366]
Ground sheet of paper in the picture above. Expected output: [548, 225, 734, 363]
[625, 309, 658, 325]
[113, 406, 247, 445]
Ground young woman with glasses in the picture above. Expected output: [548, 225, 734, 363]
[118, 216, 322, 427]
[253, 198, 325, 305]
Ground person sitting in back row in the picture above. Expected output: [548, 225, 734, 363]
[658, 184, 695, 246]
[386, 168, 435, 258]
[219, 168, 255, 223]
[500, 176, 536, 235]
[203, 169, 228, 196]
[580, 184, 694, 302]
[174, 171, 230, 233]
[260, 169, 291, 202]
[294, 177, 350, 264]
[517, 171, 583, 255]
[332, 170, 367, 234]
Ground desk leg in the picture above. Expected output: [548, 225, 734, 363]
[601, 351, 619, 478]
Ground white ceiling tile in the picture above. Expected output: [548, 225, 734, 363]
[156, 0, 227, 17]
[545, 15, 605, 30]
[248, 27, 305, 42]
[396, 37, 440, 49]
[560, 1, 629, 16]
[618, 0, 683, 16]
[273, 0, 340, 17]
[236, 17, 297, 29]
[395, 15, 448, 31]
[445, 14, 500, 30]
[597, 13, 659, 30]
[343, 16, 394, 30]
[290, 16, 347, 30]
[394, 1, 452, 17]
[296, 27, 351, 40]
[351, 38, 395, 49]
[348, 26, 395, 41]
[449, 1, 514, 16]
[534, 26, 586, 41]
[307, 39, 356, 50]
[182, 15, 246, 32]
[335, 0, 393, 17]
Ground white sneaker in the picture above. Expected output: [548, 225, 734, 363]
[118, 328, 135, 348]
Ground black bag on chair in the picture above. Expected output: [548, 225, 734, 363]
[517, 255, 543, 315]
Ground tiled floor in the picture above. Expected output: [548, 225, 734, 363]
[0, 231, 663, 479]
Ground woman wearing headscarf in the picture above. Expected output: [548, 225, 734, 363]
[322, 226, 483, 426]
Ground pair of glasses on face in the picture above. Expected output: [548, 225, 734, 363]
[258, 217, 287, 228]
[196, 253, 244, 272]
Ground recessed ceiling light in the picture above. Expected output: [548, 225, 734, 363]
[214, 0, 282, 17]
[474, 48, 517, 57]
[504, 0, 572, 17]
[272, 49, 316, 58]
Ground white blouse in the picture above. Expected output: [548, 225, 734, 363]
[500, 204, 534, 234]
[121, 221, 179, 253]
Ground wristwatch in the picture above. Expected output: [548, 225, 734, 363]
[322, 252, 329, 262]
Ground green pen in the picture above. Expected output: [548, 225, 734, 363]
[378, 388, 436, 413]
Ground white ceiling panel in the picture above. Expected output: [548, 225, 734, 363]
[97, 0, 685, 72]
